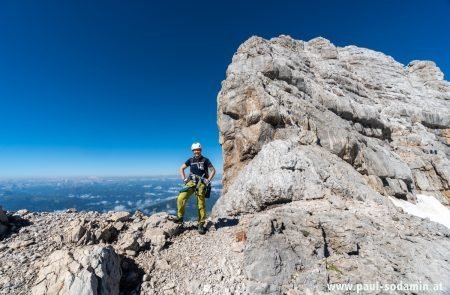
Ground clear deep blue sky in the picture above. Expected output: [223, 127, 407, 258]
[1, 0, 449, 177]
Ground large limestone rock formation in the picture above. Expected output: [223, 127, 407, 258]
[213, 35, 450, 294]
[217, 35, 449, 203]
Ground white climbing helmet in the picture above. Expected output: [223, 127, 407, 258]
[191, 142, 202, 151]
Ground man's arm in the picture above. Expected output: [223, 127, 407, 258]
[207, 165, 215, 182]
[180, 163, 188, 182]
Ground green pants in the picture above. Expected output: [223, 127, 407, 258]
[177, 181, 207, 224]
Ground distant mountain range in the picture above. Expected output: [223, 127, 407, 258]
[0, 176, 222, 220]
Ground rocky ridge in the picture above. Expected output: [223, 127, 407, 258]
[0, 208, 250, 295]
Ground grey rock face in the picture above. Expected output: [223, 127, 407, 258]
[213, 140, 384, 216]
[241, 200, 450, 294]
[31, 245, 121, 295]
[214, 35, 450, 294]
[217, 35, 450, 205]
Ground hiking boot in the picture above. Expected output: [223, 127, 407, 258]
[197, 223, 206, 235]
[172, 216, 184, 224]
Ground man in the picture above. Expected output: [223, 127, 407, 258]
[173, 142, 215, 235]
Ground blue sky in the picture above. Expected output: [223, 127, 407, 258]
[0, 0, 449, 177]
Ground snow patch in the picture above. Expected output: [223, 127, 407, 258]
[389, 194, 450, 229]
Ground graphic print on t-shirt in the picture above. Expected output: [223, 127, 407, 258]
[185, 156, 212, 178]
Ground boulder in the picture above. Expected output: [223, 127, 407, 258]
[143, 212, 182, 251]
[108, 211, 131, 222]
[64, 218, 119, 245]
[31, 245, 121, 295]
[116, 231, 143, 253]
[116, 212, 182, 253]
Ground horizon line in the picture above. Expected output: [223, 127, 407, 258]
[0, 173, 223, 180]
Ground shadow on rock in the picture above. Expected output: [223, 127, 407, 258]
[119, 255, 145, 295]
[0, 214, 33, 240]
[214, 217, 239, 230]
[180, 223, 198, 232]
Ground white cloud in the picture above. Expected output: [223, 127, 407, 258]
[163, 196, 178, 201]
[113, 205, 127, 211]
[135, 199, 153, 210]
[69, 194, 101, 199]
[53, 209, 67, 213]
[87, 200, 109, 206]
[154, 186, 163, 190]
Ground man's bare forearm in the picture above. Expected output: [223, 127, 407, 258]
[180, 167, 186, 181]
[208, 167, 216, 182]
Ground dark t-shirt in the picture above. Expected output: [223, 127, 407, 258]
[185, 156, 212, 178]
